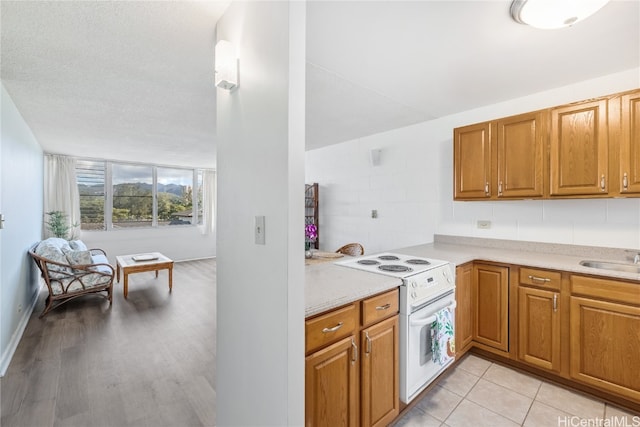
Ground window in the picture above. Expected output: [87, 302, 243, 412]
[77, 160, 106, 230]
[196, 170, 203, 225]
[112, 164, 153, 228]
[157, 167, 194, 226]
[76, 159, 206, 231]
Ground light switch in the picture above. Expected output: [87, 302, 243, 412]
[255, 216, 265, 245]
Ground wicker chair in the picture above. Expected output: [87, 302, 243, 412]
[29, 238, 114, 317]
[335, 243, 365, 257]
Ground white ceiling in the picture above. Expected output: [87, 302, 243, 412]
[1, 1, 639, 168]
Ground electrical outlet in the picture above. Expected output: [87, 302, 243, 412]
[477, 220, 492, 229]
[17, 304, 22, 314]
[371, 209, 378, 219]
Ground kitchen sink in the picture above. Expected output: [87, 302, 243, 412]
[579, 260, 640, 274]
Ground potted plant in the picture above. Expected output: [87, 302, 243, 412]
[305, 223, 318, 258]
[45, 211, 76, 240]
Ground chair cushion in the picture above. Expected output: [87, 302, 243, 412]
[65, 249, 93, 266]
[35, 238, 73, 278]
[91, 254, 112, 274]
[50, 274, 112, 295]
[69, 240, 88, 251]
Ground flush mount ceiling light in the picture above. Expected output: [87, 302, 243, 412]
[215, 40, 238, 91]
[510, 0, 611, 29]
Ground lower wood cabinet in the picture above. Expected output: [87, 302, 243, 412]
[518, 286, 560, 372]
[305, 335, 358, 427]
[473, 263, 509, 352]
[517, 267, 562, 372]
[360, 316, 399, 427]
[305, 289, 399, 427]
[455, 263, 473, 358]
[570, 276, 640, 403]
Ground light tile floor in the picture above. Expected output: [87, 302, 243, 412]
[394, 354, 639, 427]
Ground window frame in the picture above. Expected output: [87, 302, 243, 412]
[76, 158, 207, 231]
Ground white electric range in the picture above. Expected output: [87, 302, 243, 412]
[336, 252, 456, 403]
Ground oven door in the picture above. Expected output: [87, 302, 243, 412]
[401, 293, 456, 403]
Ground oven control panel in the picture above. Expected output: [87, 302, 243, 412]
[401, 264, 454, 313]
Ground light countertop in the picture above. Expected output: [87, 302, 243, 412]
[305, 235, 640, 318]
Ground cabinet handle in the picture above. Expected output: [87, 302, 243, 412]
[351, 338, 358, 364]
[365, 332, 372, 354]
[375, 303, 391, 311]
[623, 172, 628, 190]
[600, 175, 606, 191]
[322, 322, 343, 333]
[485, 182, 490, 196]
[553, 294, 558, 312]
[498, 181, 503, 196]
[528, 275, 551, 283]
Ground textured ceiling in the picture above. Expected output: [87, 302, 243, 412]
[1, 1, 639, 167]
[1, 1, 228, 168]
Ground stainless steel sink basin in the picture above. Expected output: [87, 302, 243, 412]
[579, 260, 640, 274]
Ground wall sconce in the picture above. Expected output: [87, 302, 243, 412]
[370, 149, 382, 167]
[510, 0, 611, 29]
[215, 40, 238, 91]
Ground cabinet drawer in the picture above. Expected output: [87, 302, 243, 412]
[571, 275, 640, 306]
[361, 288, 399, 327]
[306, 303, 358, 354]
[520, 267, 561, 290]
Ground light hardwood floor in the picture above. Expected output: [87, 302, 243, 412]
[1, 258, 216, 427]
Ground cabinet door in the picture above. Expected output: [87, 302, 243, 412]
[360, 316, 399, 427]
[620, 91, 640, 194]
[455, 263, 473, 357]
[518, 286, 560, 372]
[306, 336, 358, 427]
[473, 263, 509, 352]
[454, 122, 492, 199]
[496, 112, 545, 198]
[550, 99, 608, 196]
[570, 297, 640, 402]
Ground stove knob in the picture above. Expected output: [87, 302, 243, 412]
[443, 270, 452, 283]
[411, 281, 417, 288]
[411, 291, 417, 299]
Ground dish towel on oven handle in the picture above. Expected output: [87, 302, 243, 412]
[431, 306, 455, 366]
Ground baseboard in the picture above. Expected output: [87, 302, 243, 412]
[0, 282, 41, 377]
[175, 255, 216, 263]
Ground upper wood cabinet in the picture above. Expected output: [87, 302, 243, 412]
[496, 112, 546, 198]
[550, 99, 609, 196]
[453, 88, 640, 201]
[454, 111, 546, 200]
[619, 91, 640, 194]
[454, 122, 492, 199]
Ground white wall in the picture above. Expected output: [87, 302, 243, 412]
[0, 83, 44, 375]
[80, 226, 215, 264]
[306, 68, 640, 253]
[216, 1, 305, 425]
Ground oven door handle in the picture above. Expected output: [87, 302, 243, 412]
[410, 315, 437, 327]
[409, 301, 457, 327]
